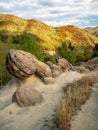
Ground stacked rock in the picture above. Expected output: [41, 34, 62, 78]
[6, 49, 55, 84]
[6, 49, 73, 107]
[35, 61, 55, 84]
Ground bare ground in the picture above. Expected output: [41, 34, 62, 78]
[0, 71, 83, 130]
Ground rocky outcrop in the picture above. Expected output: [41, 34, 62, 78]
[6, 49, 55, 84]
[12, 87, 43, 107]
[6, 49, 73, 85]
[5, 49, 76, 108]
[46, 61, 62, 77]
[6, 49, 37, 79]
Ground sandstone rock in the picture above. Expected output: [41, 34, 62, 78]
[57, 58, 70, 72]
[35, 61, 52, 79]
[12, 87, 43, 107]
[43, 77, 55, 84]
[6, 49, 37, 79]
[46, 61, 62, 77]
[74, 66, 87, 73]
[52, 71, 61, 78]
[6, 49, 55, 84]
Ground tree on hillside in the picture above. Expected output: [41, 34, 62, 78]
[17, 32, 44, 61]
[93, 44, 98, 57]
[74, 45, 93, 61]
[56, 41, 77, 63]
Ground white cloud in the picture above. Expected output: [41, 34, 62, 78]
[0, 0, 98, 27]
[0, 2, 14, 9]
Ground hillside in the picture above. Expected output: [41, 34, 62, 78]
[56, 25, 98, 47]
[84, 26, 98, 37]
[0, 14, 98, 50]
[0, 14, 98, 85]
[0, 14, 60, 50]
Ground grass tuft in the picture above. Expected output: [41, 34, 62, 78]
[56, 74, 97, 130]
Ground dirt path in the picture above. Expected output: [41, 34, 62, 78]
[0, 71, 83, 130]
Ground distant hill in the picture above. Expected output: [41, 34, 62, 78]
[0, 14, 98, 50]
[0, 14, 60, 50]
[84, 26, 98, 37]
[56, 25, 98, 47]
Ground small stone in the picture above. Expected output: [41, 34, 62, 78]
[43, 77, 55, 84]
[35, 61, 52, 78]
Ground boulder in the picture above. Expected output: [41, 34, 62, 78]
[43, 77, 55, 84]
[56, 58, 70, 72]
[35, 61, 52, 79]
[12, 87, 43, 107]
[52, 71, 61, 78]
[46, 61, 62, 77]
[6, 49, 37, 79]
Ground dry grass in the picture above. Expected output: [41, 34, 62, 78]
[56, 74, 98, 130]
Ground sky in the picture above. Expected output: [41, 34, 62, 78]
[0, 0, 98, 28]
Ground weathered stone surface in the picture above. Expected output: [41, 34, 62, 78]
[56, 58, 70, 72]
[6, 49, 55, 84]
[43, 77, 55, 84]
[35, 61, 52, 79]
[74, 66, 87, 73]
[46, 61, 62, 77]
[12, 87, 43, 107]
[6, 49, 37, 79]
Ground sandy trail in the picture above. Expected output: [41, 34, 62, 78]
[0, 71, 83, 130]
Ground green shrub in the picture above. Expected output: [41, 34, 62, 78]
[56, 42, 77, 64]
[17, 32, 44, 61]
[74, 45, 93, 62]
[93, 44, 98, 57]
[0, 42, 15, 86]
[56, 41, 93, 64]
[44, 54, 57, 63]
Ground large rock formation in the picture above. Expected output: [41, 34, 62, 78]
[12, 87, 43, 107]
[6, 49, 55, 84]
[6, 49, 73, 85]
[6, 49, 37, 79]
[5, 49, 75, 108]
